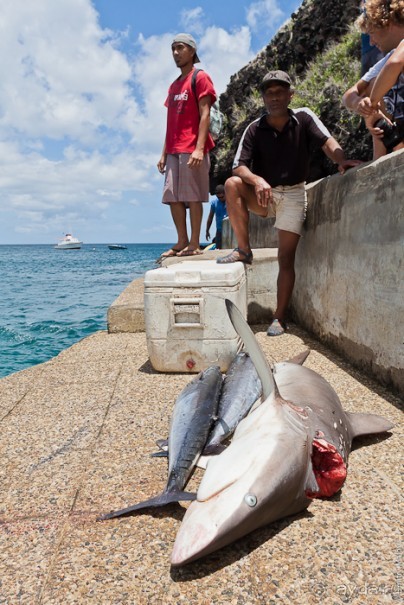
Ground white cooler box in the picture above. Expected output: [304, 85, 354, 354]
[144, 260, 247, 373]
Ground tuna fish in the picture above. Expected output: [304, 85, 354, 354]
[203, 352, 262, 455]
[150, 352, 262, 459]
[170, 300, 394, 565]
[98, 365, 222, 520]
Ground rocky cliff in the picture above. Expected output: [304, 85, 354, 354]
[211, 0, 372, 188]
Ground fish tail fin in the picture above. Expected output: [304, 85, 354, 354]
[347, 412, 394, 439]
[97, 490, 196, 521]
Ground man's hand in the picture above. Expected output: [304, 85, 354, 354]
[254, 177, 272, 207]
[157, 155, 167, 174]
[355, 96, 375, 117]
[337, 159, 363, 174]
[188, 149, 204, 168]
[206, 230, 210, 240]
[364, 111, 390, 139]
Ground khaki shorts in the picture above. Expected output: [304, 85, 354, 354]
[266, 182, 307, 235]
[162, 153, 210, 204]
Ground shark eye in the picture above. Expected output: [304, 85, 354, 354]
[244, 494, 257, 507]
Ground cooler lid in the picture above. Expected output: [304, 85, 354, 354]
[144, 260, 246, 288]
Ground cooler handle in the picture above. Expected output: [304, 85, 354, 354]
[170, 297, 204, 328]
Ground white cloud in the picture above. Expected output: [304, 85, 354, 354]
[180, 7, 205, 35]
[246, 0, 284, 31]
[198, 26, 253, 93]
[0, 0, 257, 243]
[0, 0, 139, 143]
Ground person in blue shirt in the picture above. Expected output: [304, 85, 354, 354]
[205, 185, 228, 249]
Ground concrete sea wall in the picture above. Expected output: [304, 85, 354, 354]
[292, 150, 404, 394]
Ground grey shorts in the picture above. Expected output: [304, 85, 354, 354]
[162, 153, 210, 204]
[266, 182, 307, 235]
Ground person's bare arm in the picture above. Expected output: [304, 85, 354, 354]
[206, 209, 215, 240]
[342, 79, 374, 117]
[370, 41, 404, 108]
[188, 95, 211, 168]
[322, 138, 362, 174]
[157, 139, 167, 173]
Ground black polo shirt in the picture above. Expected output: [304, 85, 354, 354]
[232, 108, 330, 187]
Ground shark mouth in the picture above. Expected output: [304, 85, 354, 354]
[307, 439, 347, 498]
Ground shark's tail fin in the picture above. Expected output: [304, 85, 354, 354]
[97, 490, 196, 521]
[347, 412, 394, 439]
[225, 299, 275, 399]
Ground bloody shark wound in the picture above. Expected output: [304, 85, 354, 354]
[170, 300, 394, 566]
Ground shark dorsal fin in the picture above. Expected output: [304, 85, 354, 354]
[225, 299, 275, 399]
[286, 349, 311, 365]
[346, 412, 394, 439]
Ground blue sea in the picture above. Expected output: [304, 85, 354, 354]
[0, 243, 168, 379]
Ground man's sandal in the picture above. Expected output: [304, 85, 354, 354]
[160, 247, 183, 259]
[267, 319, 287, 336]
[216, 247, 253, 265]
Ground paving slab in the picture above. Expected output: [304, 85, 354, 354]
[0, 326, 402, 605]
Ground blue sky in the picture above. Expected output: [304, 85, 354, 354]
[0, 0, 302, 244]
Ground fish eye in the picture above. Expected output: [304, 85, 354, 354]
[244, 494, 257, 507]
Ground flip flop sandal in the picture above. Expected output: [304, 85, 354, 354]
[177, 248, 203, 257]
[216, 247, 253, 265]
[160, 247, 183, 258]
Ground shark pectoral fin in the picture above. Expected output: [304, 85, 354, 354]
[347, 412, 394, 439]
[156, 439, 168, 451]
[286, 349, 311, 365]
[225, 299, 275, 399]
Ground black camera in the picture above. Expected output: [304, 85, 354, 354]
[374, 118, 403, 150]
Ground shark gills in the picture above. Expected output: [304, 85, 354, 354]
[170, 300, 394, 565]
[98, 365, 223, 520]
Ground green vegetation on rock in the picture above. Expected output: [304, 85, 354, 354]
[211, 0, 372, 188]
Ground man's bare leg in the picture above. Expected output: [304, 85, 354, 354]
[224, 177, 252, 251]
[267, 229, 300, 335]
[217, 176, 266, 263]
[169, 202, 189, 250]
[178, 202, 203, 254]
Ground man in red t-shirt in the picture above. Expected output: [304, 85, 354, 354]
[157, 33, 217, 258]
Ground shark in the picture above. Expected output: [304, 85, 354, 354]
[171, 300, 394, 566]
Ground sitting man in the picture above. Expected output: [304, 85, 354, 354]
[217, 71, 360, 336]
[205, 184, 228, 249]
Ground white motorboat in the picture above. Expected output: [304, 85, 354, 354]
[55, 234, 83, 249]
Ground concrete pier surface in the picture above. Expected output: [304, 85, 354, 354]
[0, 326, 402, 604]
